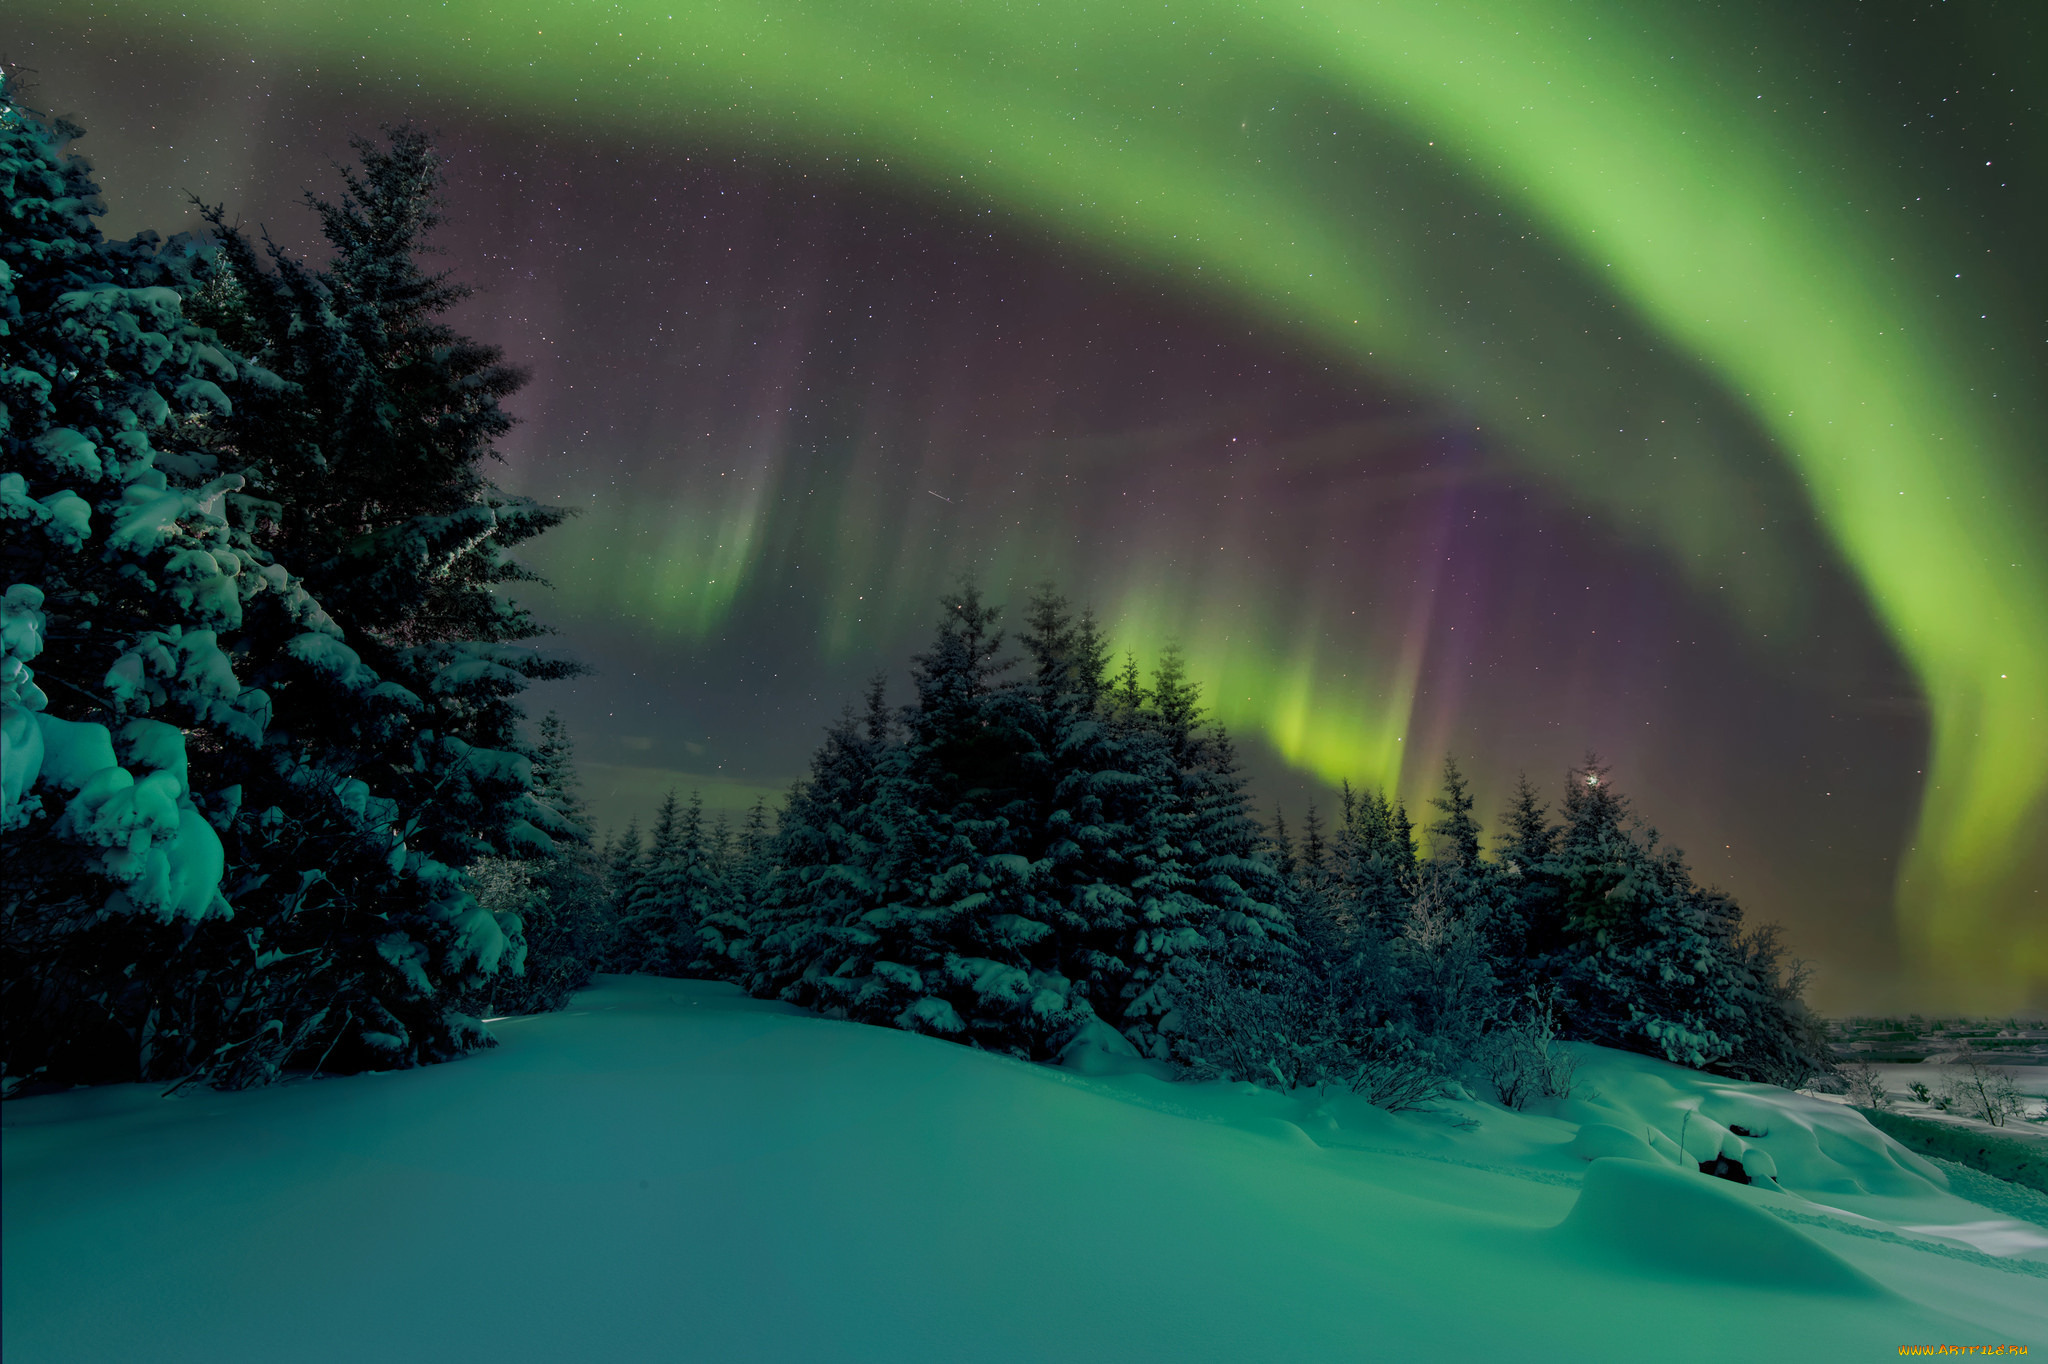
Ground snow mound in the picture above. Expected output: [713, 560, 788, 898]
[1560, 1156, 1888, 1296]
[1569, 1121, 1664, 1164]
[1560, 1047, 1947, 1197]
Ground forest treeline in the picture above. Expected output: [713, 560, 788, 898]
[1, 95, 1832, 1101]
[584, 584, 1833, 1101]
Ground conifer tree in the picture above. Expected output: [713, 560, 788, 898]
[736, 680, 899, 997]
[1014, 589, 1206, 1053]
[532, 711, 592, 842]
[793, 583, 1101, 1055]
[1295, 800, 1333, 927]
[1270, 807, 1297, 880]
[652, 791, 729, 977]
[1540, 756, 1826, 1079]
[191, 127, 580, 876]
[1488, 770, 1561, 998]
[1426, 755, 1482, 867]
[1338, 784, 1414, 928]
[600, 818, 644, 950]
[751, 586, 1296, 1060]
[1142, 648, 1293, 950]
[457, 711, 605, 1014]
[696, 795, 773, 981]
[612, 792, 681, 972]
[2, 94, 532, 1088]
[1496, 771, 1557, 875]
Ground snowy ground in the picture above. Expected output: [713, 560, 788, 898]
[6, 977, 2045, 1362]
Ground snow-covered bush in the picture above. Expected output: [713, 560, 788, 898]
[454, 849, 604, 1019]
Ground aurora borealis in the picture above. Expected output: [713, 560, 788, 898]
[12, 1, 2041, 1011]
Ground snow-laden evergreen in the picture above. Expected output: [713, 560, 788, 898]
[1501, 758, 1832, 1084]
[1, 94, 577, 1091]
[719, 585, 1292, 1061]
[644, 582, 1830, 1092]
[457, 713, 608, 1017]
[1211, 750, 1833, 1103]
[188, 128, 581, 876]
[608, 790, 731, 978]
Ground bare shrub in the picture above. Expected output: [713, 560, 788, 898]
[1332, 1025, 1451, 1113]
[1841, 1057, 1891, 1110]
[1936, 1048, 2029, 1127]
[1165, 954, 1336, 1092]
[1166, 952, 1452, 1113]
[1480, 994, 1577, 1111]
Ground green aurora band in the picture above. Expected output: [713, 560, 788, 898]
[79, 0, 2045, 999]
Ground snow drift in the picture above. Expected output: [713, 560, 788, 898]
[5, 977, 2043, 1362]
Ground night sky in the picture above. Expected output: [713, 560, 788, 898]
[12, 1, 2042, 1013]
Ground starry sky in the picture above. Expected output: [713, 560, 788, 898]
[12, 0, 2042, 1013]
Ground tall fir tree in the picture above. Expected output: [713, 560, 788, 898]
[735, 679, 900, 998]
[1270, 807, 1297, 880]
[743, 586, 1297, 1060]
[790, 582, 1098, 1055]
[190, 128, 581, 877]
[1539, 756, 1827, 1080]
[600, 817, 644, 952]
[1426, 755, 1482, 867]
[651, 791, 730, 977]
[1014, 589, 1207, 1053]
[1, 95, 538, 1089]
[1142, 648, 1294, 966]
[611, 792, 681, 972]
[1335, 783, 1415, 929]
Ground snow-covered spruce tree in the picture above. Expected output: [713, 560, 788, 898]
[609, 791, 682, 973]
[179, 126, 581, 1075]
[1285, 800, 1343, 948]
[1136, 646, 1295, 1046]
[0, 97, 522, 1089]
[1405, 756, 1508, 1054]
[733, 681, 901, 1000]
[1333, 781, 1418, 931]
[189, 128, 580, 877]
[641, 790, 730, 978]
[1168, 758, 1492, 1109]
[454, 711, 606, 1016]
[789, 584, 1111, 1058]
[1008, 589, 1212, 1054]
[1424, 754, 1483, 868]
[756, 586, 1259, 1060]
[1539, 757, 1830, 1082]
[1484, 770, 1558, 1002]
[599, 817, 644, 949]
[525, 709, 607, 985]
[695, 794, 770, 974]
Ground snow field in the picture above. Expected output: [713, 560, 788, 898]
[5, 977, 2044, 1362]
